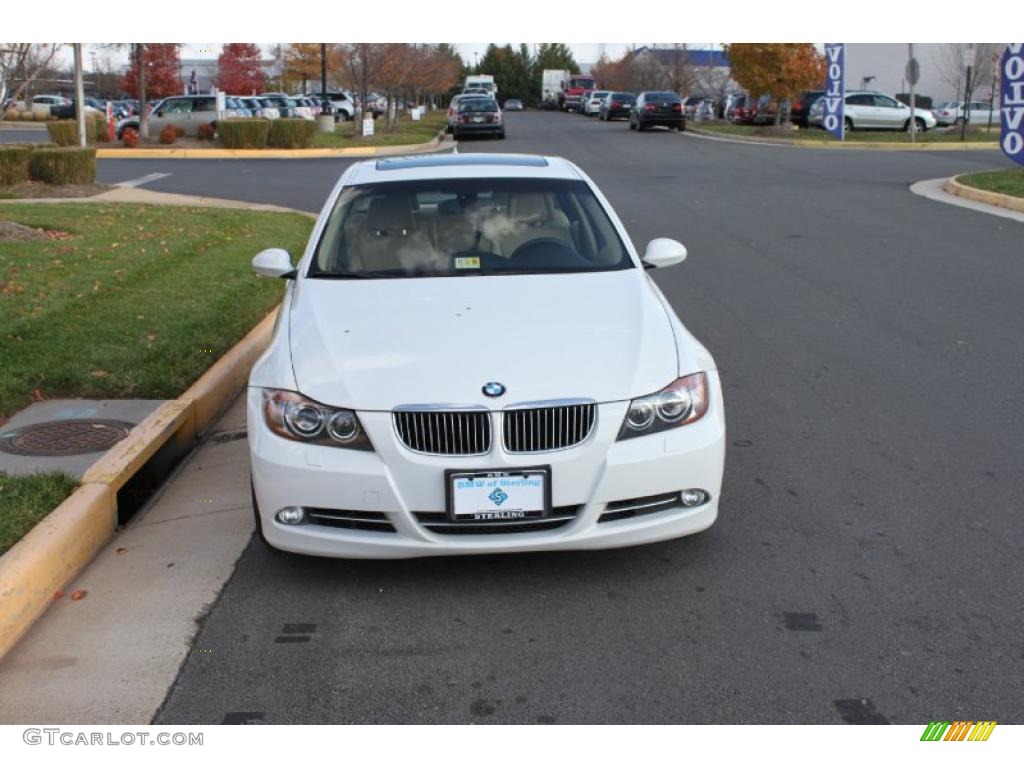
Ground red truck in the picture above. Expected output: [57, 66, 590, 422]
[560, 74, 596, 112]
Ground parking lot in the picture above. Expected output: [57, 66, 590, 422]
[10, 109, 1024, 724]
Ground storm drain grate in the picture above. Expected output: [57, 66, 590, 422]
[0, 419, 135, 457]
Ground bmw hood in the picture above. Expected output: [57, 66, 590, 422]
[288, 270, 682, 410]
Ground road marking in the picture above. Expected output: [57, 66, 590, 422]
[114, 172, 171, 188]
[680, 131, 803, 149]
[910, 178, 1024, 224]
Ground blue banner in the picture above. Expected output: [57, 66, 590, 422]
[822, 43, 845, 140]
[1001, 44, 1024, 166]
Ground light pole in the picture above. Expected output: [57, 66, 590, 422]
[961, 44, 976, 141]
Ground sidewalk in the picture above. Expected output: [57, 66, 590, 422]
[0, 394, 254, 723]
[1, 185, 315, 215]
[910, 178, 1024, 224]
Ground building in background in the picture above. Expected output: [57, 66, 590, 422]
[844, 43, 1005, 105]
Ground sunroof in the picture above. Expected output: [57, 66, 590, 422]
[375, 154, 549, 171]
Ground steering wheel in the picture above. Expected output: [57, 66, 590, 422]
[509, 238, 582, 265]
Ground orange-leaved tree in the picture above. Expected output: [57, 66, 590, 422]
[725, 44, 825, 124]
[217, 43, 265, 95]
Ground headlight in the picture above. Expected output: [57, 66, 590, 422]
[262, 389, 373, 451]
[617, 372, 709, 441]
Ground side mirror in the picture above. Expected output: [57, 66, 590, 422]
[642, 238, 687, 269]
[252, 248, 296, 279]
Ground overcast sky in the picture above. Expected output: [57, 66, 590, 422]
[79, 43, 728, 69]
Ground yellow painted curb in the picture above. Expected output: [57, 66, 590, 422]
[180, 309, 277, 434]
[0, 483, 116, 656]
[944, 175, 1024, 213]
[0, 305, 280, 659]
[95, 133, 446, 160]
[688, 127, 1000, 151]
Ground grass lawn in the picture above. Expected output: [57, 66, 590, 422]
[0, 203, 313, 553]
[694, 121, 1001, 143]
[957, 168, 1024, 198]
[0, 472, 79, 554]
[313, 111, 447, 149]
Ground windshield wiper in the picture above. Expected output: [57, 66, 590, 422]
[311, 270, 406, 279]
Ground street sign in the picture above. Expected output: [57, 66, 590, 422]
[1000, 43, 1024, 166]
[822, 43, 846, 141]
[362, 117, 375, 137]
[905, 58, 920, 86]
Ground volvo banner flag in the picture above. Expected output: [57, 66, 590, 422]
[1001, 44, 1024, 166]
[823, 43, 845, 140]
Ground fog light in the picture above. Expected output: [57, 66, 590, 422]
[276, 506, 305, 525]
[680, 489, 708, 507]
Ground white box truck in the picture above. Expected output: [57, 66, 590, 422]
[542, 69, 568, 109]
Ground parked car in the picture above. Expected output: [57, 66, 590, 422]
[599, 92, 636, 121]
[629, 92, 685, 132]
[314, 91, 354, 121]
[49, 97, 106, 120]
[32, 94, 70, 111]
[452, 98, 504, 140]
[503, 99, 524, 111]
[808, 90, 937, 132]
[261, 93, 309, 120]
[790, 89, 825, 127]
[250, 97, 280, 120]
[932, 100, 995, 127]
[583, 90, 610, 117]
[751, 94, 787, 125]
[246, 152, 724, 558]
[577, 89, 594, 114]
[728, 94, 758, 124]
[447, 93, 490, 132]
[116, 95, 220, 138]
[682, 95, 707, 119]
[222, 96, 247, 119]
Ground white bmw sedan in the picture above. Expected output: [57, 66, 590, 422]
[247, 154, 725, 558]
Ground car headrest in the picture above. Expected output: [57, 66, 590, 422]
[509, 192, 549, 223]
[366, 195, 415, 235]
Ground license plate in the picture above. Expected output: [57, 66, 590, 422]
[446, 467, 551, 522]
[473, 116, 484, 123]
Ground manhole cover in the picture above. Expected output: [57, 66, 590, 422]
[0, 419, 135, 457]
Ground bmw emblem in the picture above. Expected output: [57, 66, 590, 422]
[482, 382, 506, 398]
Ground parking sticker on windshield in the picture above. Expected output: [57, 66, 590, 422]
[454, 256, 481, 269]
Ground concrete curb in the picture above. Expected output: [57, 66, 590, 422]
[944, 175, 1024, 213]
[687, 126, 1000, 151]
[94, 130, 450, 159]
[0, 302, 279, 660]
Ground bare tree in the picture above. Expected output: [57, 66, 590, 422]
[932, 43, 1001, 101]
[0, 44, 64, 104]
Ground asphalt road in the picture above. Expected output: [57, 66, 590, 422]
[146, 112, 1022, 725]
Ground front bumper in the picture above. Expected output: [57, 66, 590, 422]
[248, 376, 725, 559]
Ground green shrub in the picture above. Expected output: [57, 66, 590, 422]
[218, 119, 270, 149]
[28, 146, 97, 185]
[46, 120, 78, 146]
[0, 145, 32, 186]
[268, 118, 316, 149]
[47, 119, 110, 146]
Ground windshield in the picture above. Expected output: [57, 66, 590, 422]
[459, 100, 499, 112]
[311, 178, 634, 279]
[570, 78, 595, 90]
